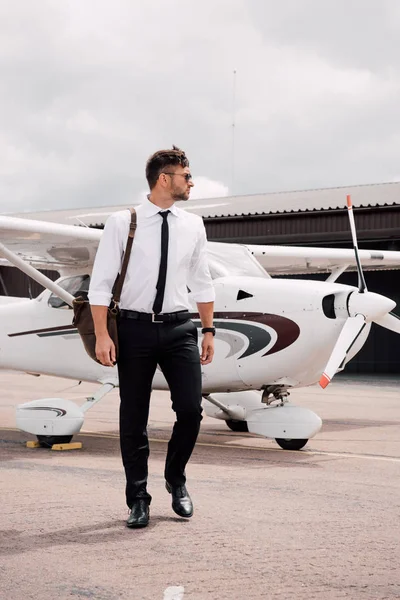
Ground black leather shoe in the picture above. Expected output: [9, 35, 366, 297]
[166, 482, 193, 518]
[126, 499, 149, 528]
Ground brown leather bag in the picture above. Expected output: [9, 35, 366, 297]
[72, 208, 137, 364]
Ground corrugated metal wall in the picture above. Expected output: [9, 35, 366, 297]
[0, 267, 59, 298]
[204, 206, 400, 247]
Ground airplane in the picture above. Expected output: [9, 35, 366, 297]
[1, 195, 400, 451]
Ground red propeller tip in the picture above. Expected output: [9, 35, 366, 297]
[319, 373, 331, 389]
[346, 194, 352, 209]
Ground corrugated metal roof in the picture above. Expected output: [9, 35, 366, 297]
[174, 181, 400, 219]
[6, 181, 400, 226]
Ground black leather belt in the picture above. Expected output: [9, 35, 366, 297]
[119, 309, 190, 323]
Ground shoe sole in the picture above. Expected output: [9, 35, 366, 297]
[172, 506, 193, 518]
[126, 521, 149, 528]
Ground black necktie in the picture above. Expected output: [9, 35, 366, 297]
[152, 210, 170, 314]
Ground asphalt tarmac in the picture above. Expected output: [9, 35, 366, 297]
[0, 371, 399, 600]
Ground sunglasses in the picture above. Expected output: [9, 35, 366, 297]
[163, 172, 193, 182]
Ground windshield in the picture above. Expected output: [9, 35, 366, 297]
[48, 274, 90, 309]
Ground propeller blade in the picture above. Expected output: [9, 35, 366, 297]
[374, 312, 400, 335]
[319, 314, 366, 388]
[346, 195, 367, 293]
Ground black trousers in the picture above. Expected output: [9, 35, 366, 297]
[117, 317, 203, 508]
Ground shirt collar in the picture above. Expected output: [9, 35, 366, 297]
[144, 195, 180, 218]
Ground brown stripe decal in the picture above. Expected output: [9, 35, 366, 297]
[9, 312, 300, 357]
[8, 324, 76, 338]
[193, 312, 300, 357]
[259, 314, 300, 356]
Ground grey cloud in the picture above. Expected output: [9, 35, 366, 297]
[246, 0, 400, 72]
[0, 0, 400, 213]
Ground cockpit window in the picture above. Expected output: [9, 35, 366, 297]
[48, 275, 90, 309]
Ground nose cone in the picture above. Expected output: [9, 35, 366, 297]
[348, 291, 396, 321]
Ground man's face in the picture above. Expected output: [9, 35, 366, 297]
[164, 165, 194, 201]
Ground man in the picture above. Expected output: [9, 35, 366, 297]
[88, 146, 215, 528]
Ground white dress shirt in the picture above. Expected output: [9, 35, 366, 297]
[88, 197, 215, 312]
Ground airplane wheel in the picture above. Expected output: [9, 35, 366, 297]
[275, 438, 308, 451]
[36, 435, 73, 448]
[226, 419, 249, 433]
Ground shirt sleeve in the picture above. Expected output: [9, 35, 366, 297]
[187, 221, 216, 303]
[88, 212, 126, 306]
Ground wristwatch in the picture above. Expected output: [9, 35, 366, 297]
[201, 327, 216, 336]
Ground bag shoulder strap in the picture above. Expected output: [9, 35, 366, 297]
[112, 208, 137, 305]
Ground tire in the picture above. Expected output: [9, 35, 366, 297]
[37, 435, 73, 448]
[226, 419, 249, 433]
[275, 438, 308, 451]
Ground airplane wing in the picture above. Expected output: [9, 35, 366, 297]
[1, 215, 400, 277]
[0, 215, 267, 277]
[0, 215, 101, 271]
[246, 245, 400, 275]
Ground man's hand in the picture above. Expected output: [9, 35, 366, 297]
[95, 333, 116, 367]
[200, 332, 214, 365]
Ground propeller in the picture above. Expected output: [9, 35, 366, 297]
[374, 312, 400, 335]
[319, 314, 366, 389]
[319, 195, 400, 388]
[346, 194, 367, 293]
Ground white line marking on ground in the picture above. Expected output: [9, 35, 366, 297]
[2, 427, 400, 464]
[77, 430, 400, 463]
[163, 586, 184, 599]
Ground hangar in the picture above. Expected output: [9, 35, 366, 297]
[1, 180, 400, 373]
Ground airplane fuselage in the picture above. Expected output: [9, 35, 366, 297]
[0, 276, 370, 392]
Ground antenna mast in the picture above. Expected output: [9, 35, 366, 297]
[231, 69, 237, 196]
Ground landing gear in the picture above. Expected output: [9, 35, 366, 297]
[275, 438, 308, 451]
[17, 381, 117, 448]
[203, 391, 321, 447]
[36, 435, 73, 448]
[226, 419, 248, 433]
[224, 422, 309, 449]
[262, 385, 289, 405]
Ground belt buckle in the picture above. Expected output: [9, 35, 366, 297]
[152, 313, 164, 323]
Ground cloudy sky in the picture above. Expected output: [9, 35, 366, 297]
[1, 0, 400, 213]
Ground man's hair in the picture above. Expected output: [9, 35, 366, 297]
[145, 145, 189, 189]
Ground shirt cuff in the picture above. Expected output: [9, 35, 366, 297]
[190, 287, 216, 303]
[88, 291, 113, 306]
